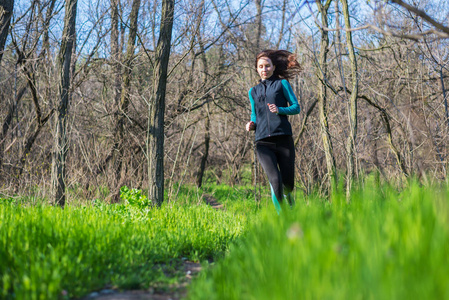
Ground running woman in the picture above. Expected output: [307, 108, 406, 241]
[246, 50, 301, 213]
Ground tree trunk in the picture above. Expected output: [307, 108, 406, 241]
[105, 0, 139, 201]
[197, 104, 210, 188]
[0, 85, 27, 173]
[316, 0, 337, 196]
[196, 27, 211, 189]
[252, 0, 264, 198]
[440, 67, 449, 128]
[254, 0, 262, 51]
[111, 0, 121, 104]
[51, 0, 78, 207]
[119, 0, 140, 116]
[0, 0, 14, 64]
[196, 39, 211, 188]
[275, 0, 287, 49]
[148, 0, 174, 206]
[90, 0, 125, 194]
[340, 0, 358, 201]
[42, 0, 57, 56]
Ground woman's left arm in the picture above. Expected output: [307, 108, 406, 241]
[278, 79, 300, 115]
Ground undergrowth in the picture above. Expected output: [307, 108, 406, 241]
[0, 184, 257, 299]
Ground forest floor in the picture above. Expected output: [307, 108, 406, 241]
[80, 261, 201, 300]
[80, 194, 221, 300]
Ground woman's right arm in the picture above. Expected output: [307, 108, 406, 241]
[249, 88, 257, 123]
[247, 88, 256, 131]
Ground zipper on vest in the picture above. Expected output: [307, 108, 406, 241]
[263, 81, 271, 137]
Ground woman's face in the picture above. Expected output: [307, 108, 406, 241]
[257, 57, 275, 80]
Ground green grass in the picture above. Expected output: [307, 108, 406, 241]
[3, 180, 449, 299]
[0, 185, 255, 299]
[188, 180, 449, 300]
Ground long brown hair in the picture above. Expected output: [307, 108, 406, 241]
[255, 50, 302, 80]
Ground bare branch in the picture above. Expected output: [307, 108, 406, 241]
[389, 0, 449, 36]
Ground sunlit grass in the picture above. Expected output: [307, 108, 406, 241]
[3, 180, 448, 299]
[0, 185, 255, 299]
[188, 179, 449, 299]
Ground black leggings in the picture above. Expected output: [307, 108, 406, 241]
[256, 135, 295, 205]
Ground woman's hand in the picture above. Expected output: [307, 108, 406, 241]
[246, 121, 256, 131]
[267, 103, 279, 114]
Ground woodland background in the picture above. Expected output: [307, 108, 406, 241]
[0, 0, 448, 204]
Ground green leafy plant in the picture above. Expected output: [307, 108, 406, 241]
[120, 186, 151, 208]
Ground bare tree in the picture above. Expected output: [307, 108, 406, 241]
[0, 0, 14, 63]
[195, 7, 211, 188]
[0, 0, 16, 174]
[315, 0, 338, 195]
[148, 0, 175, 205]
[340, 0, 358, 200]
[51, 0, 78, 207]
[111, 0, 141, 199]
[254, 0, 263, 51]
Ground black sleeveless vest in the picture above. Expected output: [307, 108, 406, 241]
[250, 76, 293, 141]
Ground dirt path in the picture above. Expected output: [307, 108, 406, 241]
[202, 194, 224, 210]
[80, 194, 221, 300]
[81, 261, 201, 300]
